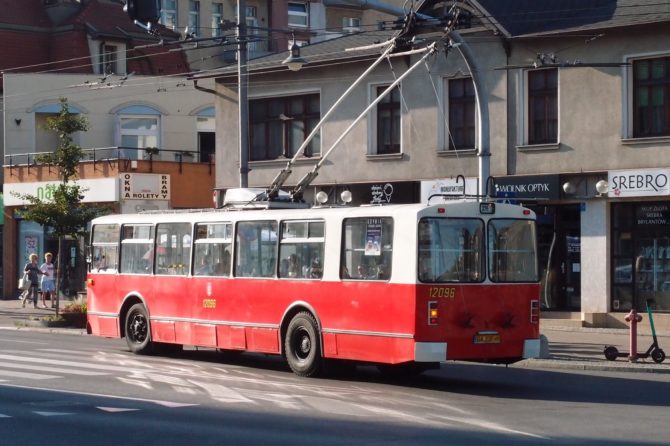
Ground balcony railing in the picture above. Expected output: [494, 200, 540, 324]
[4, 147, 214, 175]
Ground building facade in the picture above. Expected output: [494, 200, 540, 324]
[204, 0, 670, 331]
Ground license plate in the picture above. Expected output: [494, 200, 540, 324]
[473, 333, 500, 344]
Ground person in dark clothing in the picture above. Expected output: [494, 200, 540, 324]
[22, 253, 44, 309]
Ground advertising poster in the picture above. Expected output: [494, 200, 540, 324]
[365, 219, 382, 256]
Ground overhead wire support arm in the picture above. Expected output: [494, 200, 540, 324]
[266, 37, 399, 200]
[289, 42, 439, 201]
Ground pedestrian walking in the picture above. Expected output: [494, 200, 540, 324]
[40, 252, 56, 309]
[21, 253, 44, 309]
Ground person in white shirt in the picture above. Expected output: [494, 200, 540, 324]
[40, 252, 56, 309]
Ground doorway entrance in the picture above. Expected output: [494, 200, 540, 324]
[535, 204, 581, 311]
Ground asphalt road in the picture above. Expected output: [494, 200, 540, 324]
[0, 329, 669, 445]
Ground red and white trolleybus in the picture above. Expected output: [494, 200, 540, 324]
[86, 192, 541, 376]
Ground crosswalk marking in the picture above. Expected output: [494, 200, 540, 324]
[0, 414, 12, 418]
[0, 362, 108, 376]
[0, 353, 151, 374]
[97, 407, 140, 413]
[0, 370, 58, 380]
[33, 411, 74, 417]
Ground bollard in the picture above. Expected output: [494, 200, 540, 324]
[624, 309, 643, 362]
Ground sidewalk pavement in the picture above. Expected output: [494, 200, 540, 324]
[1, 296, 668, 374]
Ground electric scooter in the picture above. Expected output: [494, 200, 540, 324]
[604, 300, 665, 363]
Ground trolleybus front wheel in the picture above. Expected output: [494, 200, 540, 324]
[125, 303, 153, 354]
[285, 312, 322, 377]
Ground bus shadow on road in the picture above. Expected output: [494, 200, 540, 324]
[144, 347, 670, 408]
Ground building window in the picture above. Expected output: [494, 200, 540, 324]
[375, 85, 401, 154]
[249, 93, 320, 161]
[633, 57, 670, 138]
[188, 0, 200, 36]
[528, 68, 558, 145]
[196, 107, 215, 163]
[447, 77, 476, 150]
[211, 2, 224, 37]
[288, 2, 308, 28]
[342, 17, 360, 33]
[160, 0, 178, 30]
[101, 44, 118, 75]
[116, 105, 161, 160]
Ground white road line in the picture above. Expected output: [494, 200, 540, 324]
[0, 414, 12, 418]
[0, 383, 199, 409]
[0, 370, 58, 380]
[0, 362, 109, 376]
[33, 411, 74, 417]
[0, 353, 152, 374]
[97, 407, 140, 413]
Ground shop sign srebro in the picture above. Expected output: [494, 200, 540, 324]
[608, 168, 670, 197]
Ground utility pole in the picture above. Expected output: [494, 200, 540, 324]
[237, 0, 249, 188]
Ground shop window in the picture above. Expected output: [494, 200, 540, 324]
[445, 77, 476, 151]
[341, 217, 393, 280]
[249, 93, 320, 161]
[633, 56, 670, 138]
[612, 202, 670, 312]
[527, 68, 558, 145]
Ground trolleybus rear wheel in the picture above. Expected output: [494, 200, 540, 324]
[125, 303, 152, 354]
[285, 312, 322, 377]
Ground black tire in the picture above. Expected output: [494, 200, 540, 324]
[651, 348, 666, 364]
[604, 346, 619, 361]
[284, 312, 322, 377]
[125, 303, 153, 354]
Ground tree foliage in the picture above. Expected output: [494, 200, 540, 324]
[12, 97, 106, 313]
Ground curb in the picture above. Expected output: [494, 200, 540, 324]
[515, 358, 670, 374]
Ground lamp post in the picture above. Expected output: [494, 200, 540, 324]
[237, 0, 249, 188]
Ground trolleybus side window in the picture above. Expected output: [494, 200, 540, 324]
[235, 221, 278, 278]
[279, 220, 325, 279]
[488, 219, 538, 282]
[193, 222, 232, 277]
[120, 224, 154, 275]
[341, 217, 393, 280]
[155, 223, 192, 276]
[91, 223, 119, 273]
[418, 218, 484, 283]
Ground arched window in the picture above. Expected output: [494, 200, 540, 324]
[116, 105, 161, 160]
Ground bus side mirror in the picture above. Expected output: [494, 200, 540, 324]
[124, 0, 160, 23]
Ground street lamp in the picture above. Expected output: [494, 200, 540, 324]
[282, 40, 307, 71]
